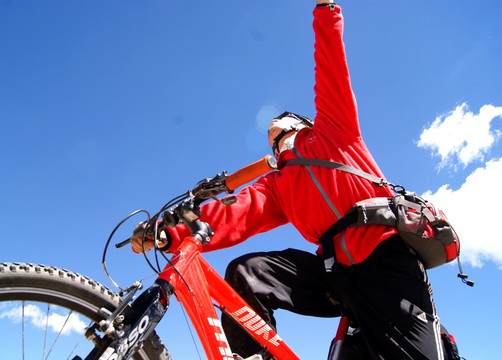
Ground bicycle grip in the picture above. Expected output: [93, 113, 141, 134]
[225, 155, 277, 191]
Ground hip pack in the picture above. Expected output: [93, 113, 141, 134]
[283, 155, 473, 285]
[339, 193, 459, 269]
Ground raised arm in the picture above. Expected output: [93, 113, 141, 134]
[313, 2, 360, 137]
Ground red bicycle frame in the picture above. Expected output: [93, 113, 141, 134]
[115, 155, 351, 359]
[157, 235, 301, 360]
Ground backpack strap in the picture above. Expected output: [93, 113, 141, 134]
[291, 149, 343, 219]
[319, 209, 358, 271]
[283, 157, 390, 187]
[284, 151, 392, 271]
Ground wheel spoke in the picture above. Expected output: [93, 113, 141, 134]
[44, 309, 74, 360]
[67, 328, 87, 360]
[22, 300, 25, 360]
[43, 303, 50, 360]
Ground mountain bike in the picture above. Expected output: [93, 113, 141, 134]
[0, 155, 349, 360]
[0, 155, 462, 360]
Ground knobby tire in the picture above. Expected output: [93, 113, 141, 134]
[0, 262, 171, 360]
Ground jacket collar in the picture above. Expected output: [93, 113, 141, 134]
[277, 149, 298, 169]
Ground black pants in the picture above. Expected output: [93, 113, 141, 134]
[222, 236, 445, 360]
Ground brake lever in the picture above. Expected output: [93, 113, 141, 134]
[114, 219, 166, 248]
[190, 172, 230, 200]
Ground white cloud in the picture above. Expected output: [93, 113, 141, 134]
[417, 103, 502, 268]
[422, 157, 502, 268]
[0, 304, 86, 336]
[418, 103, 502, 169]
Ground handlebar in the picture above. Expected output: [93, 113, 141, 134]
[114, 155, 277, 249]
[225, 155, 277, 191]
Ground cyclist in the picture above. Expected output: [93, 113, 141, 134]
[133, 1, 448, 359]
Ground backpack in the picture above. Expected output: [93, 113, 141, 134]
[340, 192, 459, 269]
[283, 155, 473, 285]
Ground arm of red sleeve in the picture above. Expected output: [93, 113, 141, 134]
[313, 5, 360, 137]
[165, 174, 288, 252]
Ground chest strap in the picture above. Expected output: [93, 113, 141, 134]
[283, 157, 389, 186]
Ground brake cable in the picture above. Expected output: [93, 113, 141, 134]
[102, 209, 151, 292]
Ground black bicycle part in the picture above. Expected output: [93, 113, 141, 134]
[91, 279, 172, 360]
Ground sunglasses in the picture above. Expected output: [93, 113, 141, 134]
[275, 111, 314, 128]
[272, 112, 314, 156]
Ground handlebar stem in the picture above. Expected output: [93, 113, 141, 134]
[166, 196, 214, 246]
[189, 221, 214, 245]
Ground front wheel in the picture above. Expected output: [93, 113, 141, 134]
[0, 262, 171, 360]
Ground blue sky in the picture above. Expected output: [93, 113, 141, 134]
[1, 0, 501, 359]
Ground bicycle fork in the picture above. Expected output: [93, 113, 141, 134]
[76, 279, 172, 360]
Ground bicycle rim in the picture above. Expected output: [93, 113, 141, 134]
[0, 262, 171, 360]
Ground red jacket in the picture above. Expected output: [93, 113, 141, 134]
[167, 5, 397, 266]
